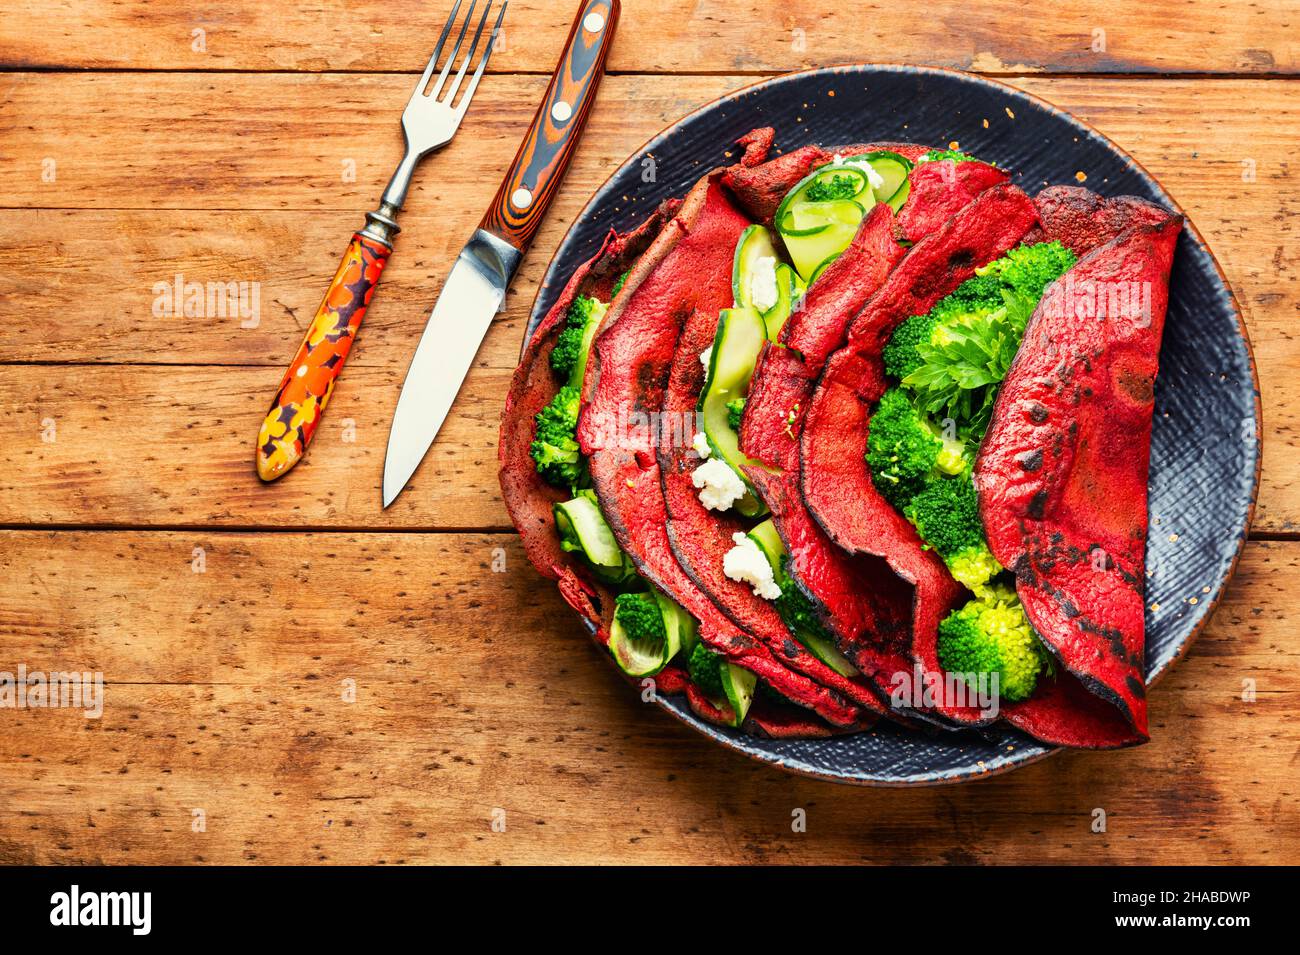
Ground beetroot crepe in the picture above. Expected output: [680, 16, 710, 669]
[799, 184, 1041, 725]
[977, 214, 1183, 742]
[577, 167, 867, 731]
[799, 181, 1179, 746]
[739, 158, 1012, 724]
[500, 202, 679, 640]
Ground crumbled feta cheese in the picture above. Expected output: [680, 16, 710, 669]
[723, 532, 782, 600]
[692, 431, 712, 459]
[831, 153, 846, 166]
[749, 255, 779, 312]
[692, 458, 745, 512]
[699, 345, 713, 371]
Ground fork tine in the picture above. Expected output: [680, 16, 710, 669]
[454, 0, 506, 116]
[444, 0, 494, 106]
[412, 0, 463, 101]
[429, 0, 478, 100]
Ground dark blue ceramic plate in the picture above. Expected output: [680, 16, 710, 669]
[523, 65, 1260, 785]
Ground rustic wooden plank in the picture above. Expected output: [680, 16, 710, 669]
[0, 362, 512, 528]
[1, 0, 1294, 75]
[0, 74, 1294, 530]
[6, 73, 1300, 215]
[0, 530, 1293, 865]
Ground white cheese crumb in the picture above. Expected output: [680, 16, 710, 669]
[723, 532, 782, 600]
[692, 431, 712, 459]
[692, 458, 745, 512]
[830, 154, 883, 190]
[749, 255, 779, 312]
[699, 345, 713, 371]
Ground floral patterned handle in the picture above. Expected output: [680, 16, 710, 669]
[256, 233, 391, 481]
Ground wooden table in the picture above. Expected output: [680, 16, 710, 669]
[1, 0, 1296, 866]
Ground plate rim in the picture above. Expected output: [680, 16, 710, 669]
[521, 63, 1262, 786]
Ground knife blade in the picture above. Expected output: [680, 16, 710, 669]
[382, 232, 517, 507]
[381, 0, 620, 507]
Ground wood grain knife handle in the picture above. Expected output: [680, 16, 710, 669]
[255, 232, 391, 481]
[479, 0, 619, 252]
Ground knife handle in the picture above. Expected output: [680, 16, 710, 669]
[479, 0, 618, 253]
[255, 232, 391, 481]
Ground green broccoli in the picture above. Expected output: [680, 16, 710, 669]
[773, 555, 831, 643]
[550, 295, 608, 382]
[804, 172, 863, 203]
[866, 388, 968, 509]
[726, 397, 746, 432]
[614, 591, 666, 645]
[918, 149, 980, 164]
[531, 383, 582, 489]
[888, 241, 1077, 438]
[882, 311, 941, 381]
[687, 642, 725, 698]
[903, 474, 982, 559]
[937, 583, 1048, 702]
[611, 270, 630, 298]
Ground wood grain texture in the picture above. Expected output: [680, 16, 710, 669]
[0, 531, 1294, 865]
[0, 0, 1294, 75]
[2, 0, 1294, 866]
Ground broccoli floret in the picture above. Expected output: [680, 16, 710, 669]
[890, 241, 1077, 437]
[611, 270, 630, 298]
[937, 583, 1046, 702]
[550, 295, 607, 382]
[687, 642, 725, 698]
[882, 312, 940, 381]
[804, 172, 862, 203]
[903, 473, 986, 563]
[614, 591, 666, 645]
[918, 149, 980, 164]
[977, 240, 1077, 321]
[726, 397, 746, 432]
[946, 544, 1001, 592]
[531, 384, 582, 488]
[867, 389, 968, 508]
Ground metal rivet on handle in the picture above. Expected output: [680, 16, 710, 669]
[511, 188, 534, 209]
[551, 101, 573, 123]
[584, 12, 605, 33]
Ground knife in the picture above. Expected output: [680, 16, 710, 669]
[382, 0, 620, 507]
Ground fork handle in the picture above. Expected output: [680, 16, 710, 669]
[479, 0, 619, 253]
[255, 232, 391, 481]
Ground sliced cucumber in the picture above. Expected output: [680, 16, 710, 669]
[652, 588, 695, 661]
[732, 225, 780, 310]
[775, 152, 919, 281]
[842, 151, 913, 209]
[776, 189, 873, 282]
[747, 520, 860, 677]
[799, 631, 859, 677]
[761, 263, 805, 342]
[720, 663, 757, 726]
[608, 590, 682, 678]
[608, 614, 665, 677]
[746, 519, 786, 571]
[570, 299, 608, 387]
[699, 306, 768, 518]
[554, 493, 632, 584]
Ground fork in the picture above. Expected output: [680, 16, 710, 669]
[256, 0, 507, 482]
